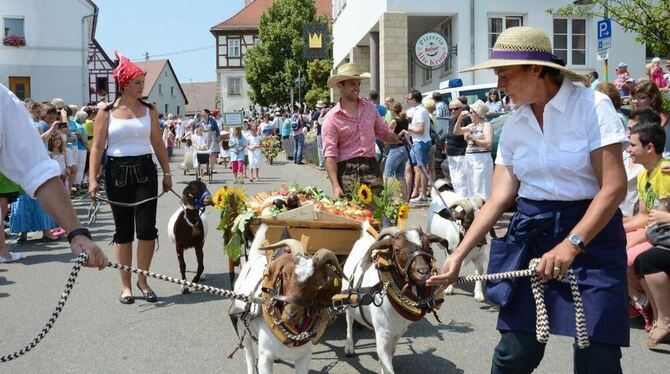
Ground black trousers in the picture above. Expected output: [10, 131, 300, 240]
[105, 154, 158, 244]
[491, 331, 622, 374]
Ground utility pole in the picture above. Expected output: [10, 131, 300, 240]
[144, 51, 150, 61]
[603, 2, 609, 82]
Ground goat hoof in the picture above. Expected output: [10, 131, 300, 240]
[181, 286, 191, 294]
[474, 294, 485, 302]
[344, 344, 356, 357]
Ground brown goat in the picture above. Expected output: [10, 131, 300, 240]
[167, 180, 213, 293]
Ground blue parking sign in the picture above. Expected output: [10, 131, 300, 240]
[597, 19, 611, 40]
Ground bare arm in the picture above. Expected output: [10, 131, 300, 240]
[40, 121, 58, 141]
[88, 109, 109, 198]
[325, 157, 342, 198]
[623, 200, 648, 232]
[452, 112, 471, 136]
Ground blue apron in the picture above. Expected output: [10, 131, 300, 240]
[497, 198, 629, 347]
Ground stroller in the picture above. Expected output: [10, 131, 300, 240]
[195, 150, 212, 182]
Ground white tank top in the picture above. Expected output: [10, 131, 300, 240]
[107, 106, 154, 156]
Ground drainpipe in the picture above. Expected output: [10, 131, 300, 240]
[470, 0, 475, 85]
[82, 12, 95, 105]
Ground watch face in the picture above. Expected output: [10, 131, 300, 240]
[569, 234, 583, 247]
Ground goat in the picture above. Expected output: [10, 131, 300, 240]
[230, 225, 343, 374]
[167, 180, 213, 294]
[342, 223, 446, 374]
[426, 179, 489, 302]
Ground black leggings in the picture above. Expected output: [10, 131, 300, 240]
[105, 154, 158, 244]
[634, 247, 670, 276]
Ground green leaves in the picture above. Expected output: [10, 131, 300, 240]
[548, 0, 670, 57]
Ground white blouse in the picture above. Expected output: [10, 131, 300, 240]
[495, 79, 626, 201]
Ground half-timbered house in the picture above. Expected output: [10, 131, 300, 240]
[87, 39, 116, 104]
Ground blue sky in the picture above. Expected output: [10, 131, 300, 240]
[94, 0, 244, 83]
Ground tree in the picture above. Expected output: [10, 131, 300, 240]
[245, 0, 332, 107]
[304, 59, 331, 107]
[547, 0, 670, 57]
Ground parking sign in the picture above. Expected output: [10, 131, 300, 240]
[597, 19, 611, 55]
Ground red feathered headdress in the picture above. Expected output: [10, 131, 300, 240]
[112, 50, 145, 93]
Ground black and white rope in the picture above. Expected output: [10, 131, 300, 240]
[456, 258, 590, 349]
[86, 189, 182, 225]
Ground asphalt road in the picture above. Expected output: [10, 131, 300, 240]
[1, 147, 667, 373]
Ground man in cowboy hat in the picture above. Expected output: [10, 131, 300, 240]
[322, 63, 402, 198]
[427, 26, 628, 372]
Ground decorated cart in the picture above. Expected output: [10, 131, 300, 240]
[212, 182, 409, 286]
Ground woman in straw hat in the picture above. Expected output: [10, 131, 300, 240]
[322, 63, 402, 198]
[427, 27, 628, 372]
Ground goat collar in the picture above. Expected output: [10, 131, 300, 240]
[194, 190, 211, 210]
[373, 249, 444, 321]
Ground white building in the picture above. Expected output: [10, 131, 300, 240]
[134, 59, 188, 117]
[0, 0, 98, 104]
[332, 0, 646, 102]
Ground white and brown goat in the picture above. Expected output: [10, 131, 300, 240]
[230, 224, 343, 374]
[342, 224, 447, 374]
[167, 180, 213, 293]
[426, 181, 490, 302]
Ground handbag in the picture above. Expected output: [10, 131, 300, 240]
[645, 222, 670, 250]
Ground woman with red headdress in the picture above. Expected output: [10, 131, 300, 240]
[88, 51, 172, 304]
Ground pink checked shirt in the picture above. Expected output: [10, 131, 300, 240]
[322, 99, 388, 161]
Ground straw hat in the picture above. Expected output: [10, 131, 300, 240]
[469, 100, 489, 119]
[327, 63, 371, 89]
[460, 26, 584, 82]
[448, 99, 465, 109]
[316, 100, 326, 109]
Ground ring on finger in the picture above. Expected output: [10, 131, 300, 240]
[553, 266, 561, 275]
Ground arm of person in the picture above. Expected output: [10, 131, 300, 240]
[537, 143, 627, 281]
[452, 112, 471, 136]
[409, 119, 424, 135]
[649, 209, 670, 224]
[41, 121, 59, 141]
[88, 109, 109, 198]
[149, 107, 172, 192]
[324, 157, 343, 198]
[388, 119, 397, 133]
[623, 200, 649, 232]
[469, 122, 494, 148]
[427, 164, 519, 289]
[35, 178, 108, 269]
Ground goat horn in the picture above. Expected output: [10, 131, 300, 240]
[259, 239, 304, 256]
[312, 248, 344, 278]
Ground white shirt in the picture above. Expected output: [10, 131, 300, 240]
[107, 106, 153, 157]
[496, 79, 625, 201]
[191, 133, 208, 151]
[0, 84, 60, 197]
[410, 104, 432, 143]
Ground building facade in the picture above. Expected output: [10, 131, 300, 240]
[87, 39, 116, 104]
[134, 60, 188, 117]
[210, 0, 331, 112]
[332, 0, 647, 103]
[0, 0, 100, 104]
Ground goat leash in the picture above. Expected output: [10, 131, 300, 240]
[86, 189, 182, 225]
[0, 253, 270, 363]
[455, 258, 590, 349]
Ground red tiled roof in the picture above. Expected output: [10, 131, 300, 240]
[133, 59, 188, 104]
[211, 0, 331, 32]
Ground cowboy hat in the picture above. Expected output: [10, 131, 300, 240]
[460, 27, 584, 82]
[316, 100, 326, 109]
[327, 63, 371, 89]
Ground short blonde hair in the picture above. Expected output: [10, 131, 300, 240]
[425, 99, 436, 113]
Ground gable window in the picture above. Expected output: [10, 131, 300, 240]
[3, 17, 25, 46]
[171, 86, 174, 96]
[229, 39, 241, 57]
[177, 105, 180, 115]
[96, 77, 108, 95]
[553, 18, 587, 66]
[488, 15, 523, 56]
[165, 104, 168, 114]
[228, 77, 241, 95]
[159, 84, 162, 95]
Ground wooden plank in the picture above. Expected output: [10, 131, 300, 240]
[256, 218, 362, 230]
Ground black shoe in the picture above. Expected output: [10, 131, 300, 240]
[137, 282, 158, 303]
[119, 293, 135, 304]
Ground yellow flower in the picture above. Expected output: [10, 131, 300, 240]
[397, 203, 410, 220]
[213, 187, 227, 208]
[213, 186, 246, 209]
[357, 184, 373, 205]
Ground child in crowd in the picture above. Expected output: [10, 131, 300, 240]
[219, 126, 230, 168]
[228, 127, 247, 184]
[247, 125, 263, 182]
[48, 132, 70, 192]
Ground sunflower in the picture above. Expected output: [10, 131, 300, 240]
[397, 203, 410, 220]
[213, 187, 228, 209]
[357, 184, 373, 205]
[212, 186, 246, 209]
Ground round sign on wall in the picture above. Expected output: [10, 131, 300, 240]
[414, 32, 449, 69]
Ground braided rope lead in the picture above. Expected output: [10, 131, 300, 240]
[456, 258, 590, 349]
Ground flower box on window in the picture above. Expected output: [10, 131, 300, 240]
[3, 35, 25, 47]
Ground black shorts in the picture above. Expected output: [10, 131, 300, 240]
[105, 154, 158, 243]
[634, 247, 670, 276]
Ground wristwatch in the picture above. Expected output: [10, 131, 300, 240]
[567, 233, 586, 254]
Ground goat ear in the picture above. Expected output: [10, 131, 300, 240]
[427, 234, 450, 250]
[370, 236, 393, 251]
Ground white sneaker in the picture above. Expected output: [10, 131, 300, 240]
[0, 252, 23, 263]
